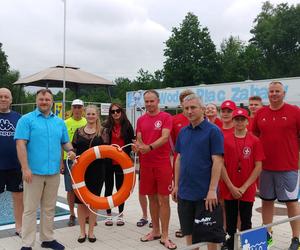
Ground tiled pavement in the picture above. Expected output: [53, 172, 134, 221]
[0, 176, 296, 250]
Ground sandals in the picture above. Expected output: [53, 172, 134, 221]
[136, 218, 148, 227]
[140, 232, 161, 242]
[105, 217, 113, 226]
[68, 215, 76, 227]
[116, 216, 125, 226]
[160, 239, 177, 250]
[175, 229, 184, 238]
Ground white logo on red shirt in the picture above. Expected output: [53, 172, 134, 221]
[154, 120, 162, 129]
[243, 147, 251, 158]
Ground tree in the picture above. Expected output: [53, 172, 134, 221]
[0, 42, 22, 104]
[163, 12, 219, 87]
[219, 36, 247, 82]
[250, 2, 300, 77]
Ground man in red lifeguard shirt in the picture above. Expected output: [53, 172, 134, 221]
[135, 90, 176, 250]
[253, 81, 300, 250]
[248, 96, 263, 132]
[171, 89, 194, 239]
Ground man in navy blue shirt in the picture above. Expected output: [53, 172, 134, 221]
[0, 88, 23, 236]
[172, 94, 224, 250]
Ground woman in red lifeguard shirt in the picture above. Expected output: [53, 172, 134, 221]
[103, 103, 134, 226]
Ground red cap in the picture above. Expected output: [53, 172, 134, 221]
[232, 108, 249, 119]
[220, 100, 237, 111]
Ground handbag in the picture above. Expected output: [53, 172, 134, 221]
[192, 202, 225, 244]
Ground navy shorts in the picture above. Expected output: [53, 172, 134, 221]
[0, 169, 23, 193]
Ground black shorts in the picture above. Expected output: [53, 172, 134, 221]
[0, 169, 23, 193]
[178, 197, 205, 236]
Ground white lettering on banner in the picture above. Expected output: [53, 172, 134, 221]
[126, 78, 296, 109]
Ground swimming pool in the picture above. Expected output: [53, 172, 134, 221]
[0, 191, 70, 229]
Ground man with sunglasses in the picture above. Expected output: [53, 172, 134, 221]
[62, 99, 86, 227]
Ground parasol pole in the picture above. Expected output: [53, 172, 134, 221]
[62, 0, 67, 119]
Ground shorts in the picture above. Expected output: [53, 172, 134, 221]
[178, 198, 204, 236]
[0, 169, 23, 193]
[139, 165, 173, 196]
[259, 170, 299, 202]
[63, 160, 74, 192]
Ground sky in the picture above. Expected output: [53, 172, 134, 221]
[0, 0, 299, 82]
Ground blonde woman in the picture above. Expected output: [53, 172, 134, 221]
[72, 105, 109, 243]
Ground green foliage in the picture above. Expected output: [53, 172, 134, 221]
[250, 1, 300, 77]
[163, 12, 219, 86]
[0, 43, 24, 104]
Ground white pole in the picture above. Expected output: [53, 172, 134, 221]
[62, 0, 66, 119]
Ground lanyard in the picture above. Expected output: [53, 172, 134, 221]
[234, 133, 247, 173]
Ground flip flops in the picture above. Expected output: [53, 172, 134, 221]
[140, 232, 161, 242]
[175, 229, 184, 238]
[160, 239, 177, 250]
[136, 218, 148, 227]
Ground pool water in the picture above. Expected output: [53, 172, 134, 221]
[0, 191, 69, 226]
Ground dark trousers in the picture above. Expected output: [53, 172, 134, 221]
[105, 164, 124, 214]
[224, 200, 253, 249]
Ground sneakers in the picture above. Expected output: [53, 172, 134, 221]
[267, 231, 274, 249]
[41, 240, 65, 250]
[221, 237, 233, 250]
[288, 237, 300, 250]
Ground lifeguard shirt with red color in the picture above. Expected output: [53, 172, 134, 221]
[171, 113, 190, 167]
[247, 117, 254, 132]
[220, 133, 265, 202]
[213, 117, 223, 129]
[171, 113, 189, 156]
[252, 103, 300, 171]
[111, 123, 125, 165]
[136, 111, 172, 168]
[221, 126, 234, 137]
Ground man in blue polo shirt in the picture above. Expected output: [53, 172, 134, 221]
[15, 89, 76, 250]
[172, 94, 224, 250]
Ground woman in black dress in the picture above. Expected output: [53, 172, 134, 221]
[72, 105, 109, 243]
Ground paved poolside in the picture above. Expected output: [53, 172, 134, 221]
[0, 175, 296, 250]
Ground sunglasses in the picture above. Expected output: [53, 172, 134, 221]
[111, 109, 121, 114]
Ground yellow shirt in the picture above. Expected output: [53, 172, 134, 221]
[63, 116, 87, 159]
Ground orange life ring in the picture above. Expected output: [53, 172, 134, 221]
[71, 145, 135, 209]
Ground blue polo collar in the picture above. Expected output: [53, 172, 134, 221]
[34, 108, 54, 117]
[187, 118, 208, 130]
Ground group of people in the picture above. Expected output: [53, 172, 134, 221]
[0, 80, 299, 250]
